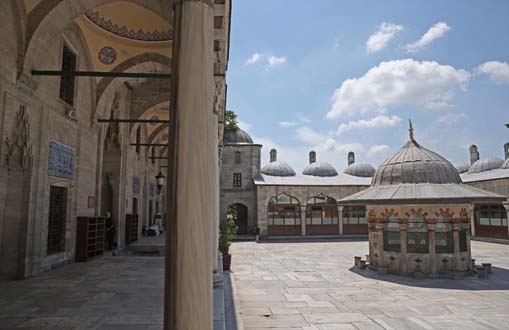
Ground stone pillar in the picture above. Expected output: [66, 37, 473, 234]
[452, 221, 461, 271]
[212, 117, 222, 287]
[399, 222, 408, 275]
[427, 222, 436, 275]
[338, 206, 344, 236]
[375, 221, 384, 268]
[300, 205, 306, 236]
[469, 203, 476, 237]
[503, 201, 509, 238]
[164, 1, 215, 329]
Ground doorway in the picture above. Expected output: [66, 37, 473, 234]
[228, 203, 248, 235]
[47, 186, 68, 255]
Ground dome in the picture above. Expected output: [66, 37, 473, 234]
[224, 128, 253, 144]
[454, 163, 470, 174]
[303, 161, 338, 177]
[372, 125, 461, 186]
[344, 163, 376, 177]
[261, 162, 296, 177]
[468, 157, 504, 174]
[261, 149, 296, 177]
[502, 159, 509, 169]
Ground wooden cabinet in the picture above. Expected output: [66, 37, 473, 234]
[75, 217, 105, 262]
[125, 214, 139, 245]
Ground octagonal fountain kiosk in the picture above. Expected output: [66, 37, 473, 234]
[340, 121, 506, 278]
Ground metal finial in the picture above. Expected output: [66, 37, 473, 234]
[409, 119, 415, 141]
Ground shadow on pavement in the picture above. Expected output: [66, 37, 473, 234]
[349, 265, 509, 290]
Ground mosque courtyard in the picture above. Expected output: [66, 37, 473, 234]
[230, 239, 509, 330]
[0, 239, 508, 330]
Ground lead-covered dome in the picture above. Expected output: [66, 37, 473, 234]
[454, 163, 470, 174]
[261, 162, 296, 177]
[303, 161, 338, 177]
[302, 151, 338, 177]
[344, 163, 376, 177]
[261, 149, 296, 177]
[224, 128, 253, 144]
[468, 157, 504, 174]
[372, 126, 461, 186]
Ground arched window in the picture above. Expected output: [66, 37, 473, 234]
[435, 213, 453, 254]
[407, 213, 428, 253]
[234, 151, 241, 164]
[383, 213, 400, 252]
[268, 193, 301, 226]
[305, 194, 338, 225]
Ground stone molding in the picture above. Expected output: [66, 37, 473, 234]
[85, 11, 172, 42]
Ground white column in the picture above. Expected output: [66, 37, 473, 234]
[164, 1, 215, 329]
[300, 205, 306, 236]
[469, 203, 476, 237]
[338, 206, 344, 236]
[503, 201, 509, 238]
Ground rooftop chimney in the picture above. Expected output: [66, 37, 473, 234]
[469, 145, 479, 165]
[309, 151, 316, 164]
[504, 143, 509, 160]
[270, 149, 277, 163]
[348, 151, 355, 166]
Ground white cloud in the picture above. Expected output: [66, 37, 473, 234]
[405, 22, 450, 53]
[337, 115, 402, 134]
[245, 52, 263, 65]
[368, 144, 390, 156]
[245, 53, 287, 68]
[366, 22, 404, 54]
[326, 59, 470, 119]
[267, 55, 287, 68]
[279, 121, 298, 128]
[295, 126, 325, 145]
[296, 114, 311, 124]
[438, 112, 467, 125]
[476, 61, 509, 84]
[237, 120, 252, 132]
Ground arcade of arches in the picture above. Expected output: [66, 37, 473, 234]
[0, 0, 231, 329]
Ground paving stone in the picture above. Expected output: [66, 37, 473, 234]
[231, 240, 509, 330]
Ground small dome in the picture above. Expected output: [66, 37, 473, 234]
[468, 157, 504, 174]
[344, 163, 376, 177]
[303, 161, 338, 177]
[261, 161, 296, 177]
[502, 159, 509, 169]
[224, 128, 253, 144]
[454, 163, 470, 174]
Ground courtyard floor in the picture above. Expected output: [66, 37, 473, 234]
[230, 239, 509, 330]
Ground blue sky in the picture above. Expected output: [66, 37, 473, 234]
[226, 0, 509, 172]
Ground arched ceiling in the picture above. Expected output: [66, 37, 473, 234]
[75, 2, 172, 83]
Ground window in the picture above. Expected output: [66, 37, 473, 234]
[214, 16, 223, 29]
[151, 147, 155, 164]
[233, 173, 242, 187]
[133, 198, 138, 215]
[234, 151, 241, 164]
[476, 204, 507, 226]
[59, 45, 77, 106]
[342, 206, 367, 224]
[305, 194, 338, 225]
[267, 193, 301, 226]
[135, 126, 141, 155]
[47, 186, 68, 255]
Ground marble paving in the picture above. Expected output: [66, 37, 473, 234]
[230, 239, 509, 330]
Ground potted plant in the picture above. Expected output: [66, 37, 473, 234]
[219, 217, 238, 270]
